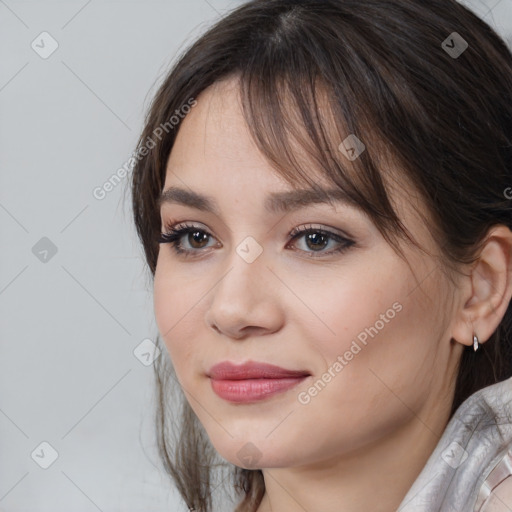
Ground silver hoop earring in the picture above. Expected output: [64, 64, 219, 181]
[473, 334, 480, 352]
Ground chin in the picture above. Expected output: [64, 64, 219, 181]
[206, 432, 307, 470]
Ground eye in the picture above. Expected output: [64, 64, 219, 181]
[158, 222, 218, 258]
[286, 224, 354, 257]
[158, 222, 354, 259]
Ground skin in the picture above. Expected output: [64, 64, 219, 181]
[482, 476, 512, 512]
[153, 76, 512, 512]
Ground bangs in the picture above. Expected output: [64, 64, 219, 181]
[236, 58, 419, 261]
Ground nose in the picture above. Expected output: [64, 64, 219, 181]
[204, 244, 284, 340]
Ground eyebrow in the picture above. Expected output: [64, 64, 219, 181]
[157, 186, 357, 215]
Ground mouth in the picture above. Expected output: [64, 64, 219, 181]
[207, 361, 311, 403]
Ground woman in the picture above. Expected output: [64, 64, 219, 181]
[130, 0, 512, 510]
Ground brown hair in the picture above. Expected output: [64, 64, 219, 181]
[129, 1, 512, 510]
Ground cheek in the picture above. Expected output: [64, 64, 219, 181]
[290, 259, 410, 352]
[153, 261, 201, 372]
[294, 259, 436, 404]
[153, 276, 172, 332]
[153, 261, 174, 340]
[281, 271, 438, 456]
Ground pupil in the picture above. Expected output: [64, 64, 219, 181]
[307, 233, 327, 250]
[190, 231, 207, 248]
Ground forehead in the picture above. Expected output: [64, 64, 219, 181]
[162, 77, 433, 253]
[165, 75, 355, 197]
[164, 77, 324, 197]
[166, 78, 272, 172]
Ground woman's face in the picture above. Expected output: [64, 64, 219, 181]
[153, 77, 464, 469]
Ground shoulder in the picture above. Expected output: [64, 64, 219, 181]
[480, 476, 512, 512]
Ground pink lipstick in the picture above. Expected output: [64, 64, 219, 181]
[208, 361, 310, 403]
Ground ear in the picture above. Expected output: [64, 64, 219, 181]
[451, 225, 512, 348]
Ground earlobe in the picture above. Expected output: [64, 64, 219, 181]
[451, 225, 512, 349]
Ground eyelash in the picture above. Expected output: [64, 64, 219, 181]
[157, 222, 355, 259]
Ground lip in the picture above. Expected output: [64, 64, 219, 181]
[208, 361, 311, 403]
[208, 361, 311, 380]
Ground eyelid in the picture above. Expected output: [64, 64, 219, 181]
[288, 223, 350, 239]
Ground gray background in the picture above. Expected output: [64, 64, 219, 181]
[0, 1, 511, 511]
